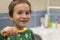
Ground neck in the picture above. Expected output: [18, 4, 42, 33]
[13, 25, 25, 30]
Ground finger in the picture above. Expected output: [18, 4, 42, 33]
[12, 28, 18, 36]
[9, 29, 13, 36]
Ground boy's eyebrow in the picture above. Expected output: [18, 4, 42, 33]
[17, 10, 31, 12]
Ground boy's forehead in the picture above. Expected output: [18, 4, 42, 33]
[14, 3, 30, 11]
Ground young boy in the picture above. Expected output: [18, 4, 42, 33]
[0, 0, 35, 40]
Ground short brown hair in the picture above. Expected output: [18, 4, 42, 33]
[9, 0, 31, 17]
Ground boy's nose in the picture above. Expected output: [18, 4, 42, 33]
[21, 13, 27, 18]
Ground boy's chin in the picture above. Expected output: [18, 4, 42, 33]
[20, 24, 27, 26]
[19, 25, 26, 27]
[21, 25, 26, 27]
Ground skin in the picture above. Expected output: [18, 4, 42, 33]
[1, 3, 31, 37]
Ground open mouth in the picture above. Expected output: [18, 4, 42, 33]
[20, 20, 29, 22]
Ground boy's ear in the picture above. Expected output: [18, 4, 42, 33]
[9, 16, 13, 21]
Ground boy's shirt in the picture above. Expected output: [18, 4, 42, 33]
[0, 28, 35, 40]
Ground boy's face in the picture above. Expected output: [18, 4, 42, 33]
[10, 3, 31, 27]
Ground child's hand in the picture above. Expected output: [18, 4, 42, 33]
[1, 26, 18, 37]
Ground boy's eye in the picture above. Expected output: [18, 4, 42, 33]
[26, 11, 31, 14]
[18, 10, 23, 14]
[17, 10, 31, 14]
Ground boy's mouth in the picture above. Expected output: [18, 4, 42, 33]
[20, 20, 29, 22]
